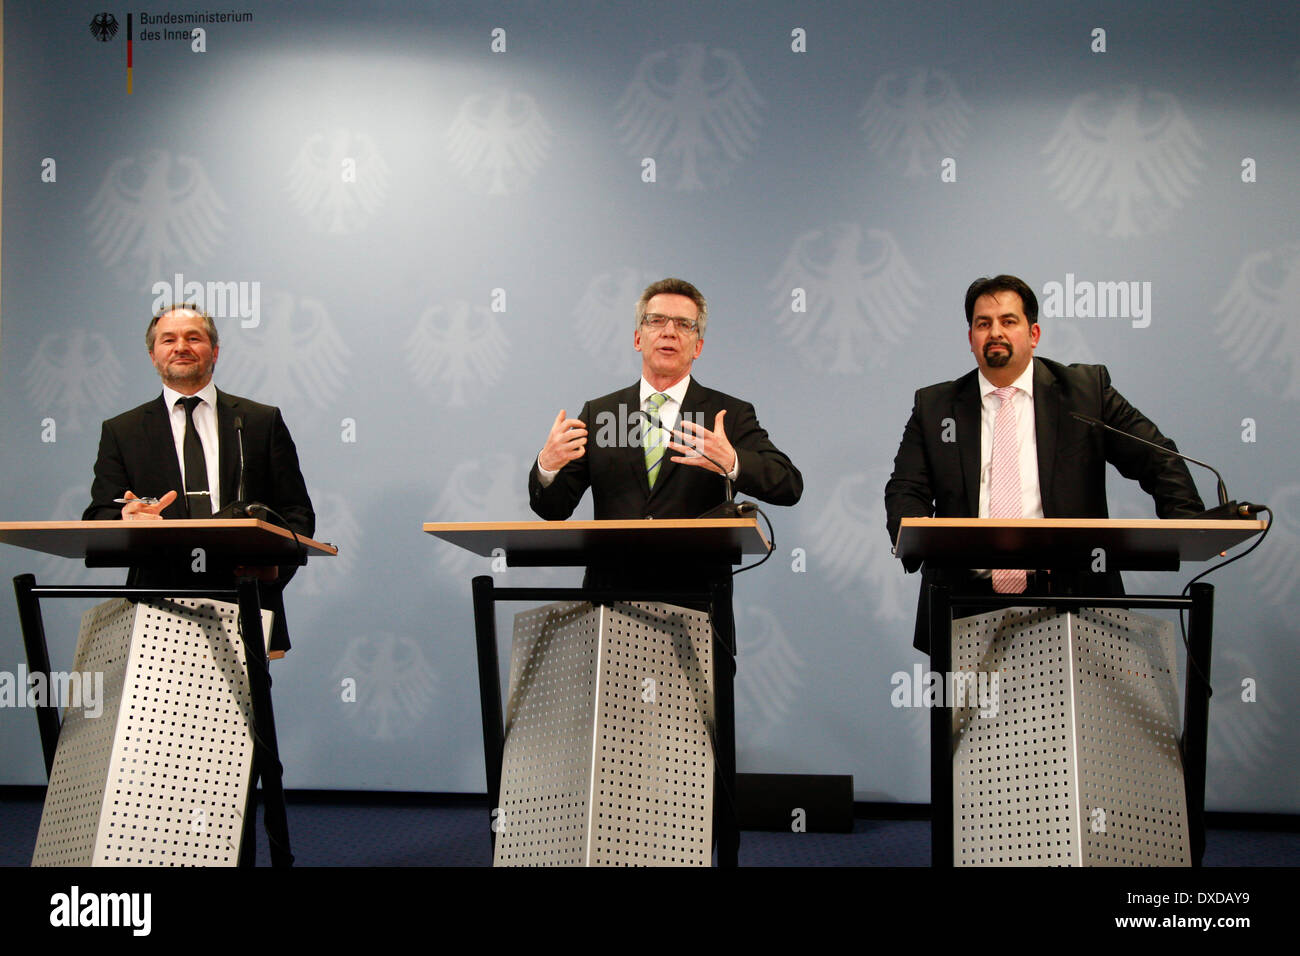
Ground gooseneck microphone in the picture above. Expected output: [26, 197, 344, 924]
[216, 415, 268, 519]
[688, 447, 756, 518]
[235, 415, 247, 506]
[1068, 412, 1263, 519]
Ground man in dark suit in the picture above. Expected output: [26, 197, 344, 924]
[84, 303, 315, 656]
[884, 274, 1204, 652]
[527, 277, 800, 867]
[529, 277, 802, 526]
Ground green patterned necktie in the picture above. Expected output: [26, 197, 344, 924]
[644, 392, 669, 489]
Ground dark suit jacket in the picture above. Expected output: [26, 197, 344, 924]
[83, 389, 315, 653]
[529, 379, 803, 521]
[528, 379, 802, 587]
[884, 358, 1204, 651]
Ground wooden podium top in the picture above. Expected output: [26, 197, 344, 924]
[0, 519, 337, 565]
[894, 517, 1266, 571]
[423, 518, 771, 565]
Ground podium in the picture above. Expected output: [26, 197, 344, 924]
[424, 518, 771, 866]
[894, 517, 1266, 867]
[2, 519, 336, 867]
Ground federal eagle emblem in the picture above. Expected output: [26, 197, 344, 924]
[433, 454, 530, 577]
[1214, 243, 1300, 401]
[860, 68, 971, 178]
[447, 90, 552, 196]
[734, 605, 805, 746]
[812, 472, 912, 622]
[617, 43, 764, 191]
[769, 223, 922, 374]
[216, 292, 351, 406]
[1043, 86, 1204, 237]
[287, 129, 390, 236]
[335, 632, 438, 741]
[89, 13, 118, 42]
[405, 300, 508, 406]
[87, 151, 226, 289]
[23, 329, 122, 433]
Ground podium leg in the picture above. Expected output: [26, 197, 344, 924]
[1182, 582, 1214, 868]
[928, 582, 953, 869]
[472, 575, 506, 848]
[712, 578, 739, 868]
[13, 574, 60, 778]
[236, 575, 293, 867]
[239, 764, 258, 867]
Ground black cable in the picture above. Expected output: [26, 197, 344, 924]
[244, 503, 308, 568]
[731, 505, 775, 577]
[1176, 505, 1273, 699]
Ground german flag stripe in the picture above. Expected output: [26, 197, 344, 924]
[126, 14, 134, 94]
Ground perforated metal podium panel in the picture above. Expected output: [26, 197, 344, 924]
[32, 598, 271, 867]
[494, 601, 715, 867]
[951, 607, 1190, 867]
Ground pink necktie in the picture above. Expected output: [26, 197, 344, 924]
[989, 386, 1027, 594]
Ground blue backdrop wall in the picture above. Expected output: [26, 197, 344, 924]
[2, 0, 1297, 811]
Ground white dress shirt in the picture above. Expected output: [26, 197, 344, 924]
[976, 364, 1043, 521]
[162, 381, 222, 513]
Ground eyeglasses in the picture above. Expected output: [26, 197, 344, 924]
[642, 313, 700, 334]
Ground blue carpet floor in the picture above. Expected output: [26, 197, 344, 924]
[3, 794, 1297, 866]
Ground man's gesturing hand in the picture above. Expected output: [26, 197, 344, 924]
[669, 410, 736, 475]
[538, 409, 588, 472]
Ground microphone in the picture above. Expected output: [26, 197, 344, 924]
[688, 448, 756, 518]
[654, 412, 755, 518]
[1068, 412, 1260, 519]
[216, 415, 268, 519]
[234, 415, 247, 506]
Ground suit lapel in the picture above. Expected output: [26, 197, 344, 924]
[143, 396, 187, 518]
[955, 373, 981, 518]
[610, 384, 650, 498]
[649, 378, 711, 503]
[1032, 358, 1060, 516]
[215, 390, 240, 508]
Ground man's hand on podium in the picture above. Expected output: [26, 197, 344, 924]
[120, 490, 177, 521]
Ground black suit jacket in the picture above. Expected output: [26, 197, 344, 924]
[884, 358, 1204, 651]
[529, 379, 802, 521]
[84, 389, 315, 653]
[528, 380, 802, 586]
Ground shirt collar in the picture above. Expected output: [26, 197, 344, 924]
[978, 361, 1035, 400]
[640, 374, 691, 407]
[163, 381, 219, 411]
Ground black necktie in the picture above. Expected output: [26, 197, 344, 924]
[179, 396, 212, 518]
